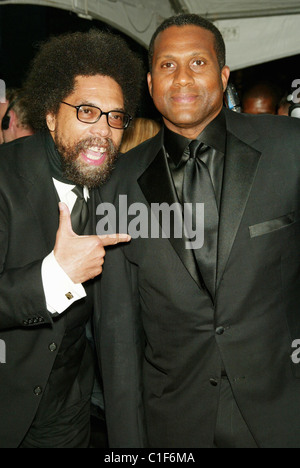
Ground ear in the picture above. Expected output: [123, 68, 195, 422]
[9, 110, 18, 133]
[221, 66, 231, 92]
[46, 112, 57, 132]
[147, 72, 153, 98]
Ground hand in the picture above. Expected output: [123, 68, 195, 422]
[54, 202, 130, 284]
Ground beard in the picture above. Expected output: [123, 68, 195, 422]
[54, 134, 119, 189]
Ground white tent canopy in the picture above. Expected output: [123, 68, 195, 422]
[184, 0, 300, 69]
[1, 0, 300, 70]
[183, 0, 300, 19]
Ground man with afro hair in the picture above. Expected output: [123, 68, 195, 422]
[0, 29, 143, 448]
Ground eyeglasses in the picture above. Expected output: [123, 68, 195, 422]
[60, 101, 132, 130]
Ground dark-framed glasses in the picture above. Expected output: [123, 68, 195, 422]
[61, 101, 132, 130]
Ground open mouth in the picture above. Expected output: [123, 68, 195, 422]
[80, 146, 108, 166]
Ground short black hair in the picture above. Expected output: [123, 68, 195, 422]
[23, 29, 144, 130]
[148, 14, 226, 72]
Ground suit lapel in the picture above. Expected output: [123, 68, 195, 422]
[138, 147, 204, 290]
[21, 135, 60, 253]
[137, 123, 262, 294]
[216, 131, 262, 290]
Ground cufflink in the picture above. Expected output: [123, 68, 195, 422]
[65, 292, 74, 300]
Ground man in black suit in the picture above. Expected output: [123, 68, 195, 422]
[0, 30, 142, 448]
[96, 15, 300, 448]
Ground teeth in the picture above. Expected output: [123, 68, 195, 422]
[90, 146, 106, 153]
[83, 146, 107, 161]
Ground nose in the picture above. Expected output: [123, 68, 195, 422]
[174, 65, 194, 87]
[89, 114, 112, 138]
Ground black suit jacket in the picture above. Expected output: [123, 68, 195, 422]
[96, 109, 300, 448]
[0, 133, 100, 448]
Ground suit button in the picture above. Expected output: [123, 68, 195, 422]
[28, 318, 33, 325]
[38, 317, 45, 323]
[34, 386, 43, 396]
[49, 343, 57, 352]
[210, 378, 218, 387]
[216, 326, 225, 335]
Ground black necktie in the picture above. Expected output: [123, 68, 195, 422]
[71, 186, 89, 235]
[182, 140, 219, 297]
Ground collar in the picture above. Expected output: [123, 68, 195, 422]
[164, 108, 227, 167]
[53, 178, 89, 202]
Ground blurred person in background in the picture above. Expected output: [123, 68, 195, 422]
[242, 81, 280, 115]
[277, 93, 291, 116]
[1, 88, 34, 143]
[120, 117, 161, 153]
[0, 99, 8, 144]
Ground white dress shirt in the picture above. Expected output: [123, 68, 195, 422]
[41, 179, 90, 314]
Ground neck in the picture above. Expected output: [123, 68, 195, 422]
[16, 127, 34, 139]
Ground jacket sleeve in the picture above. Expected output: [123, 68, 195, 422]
[0, 198, 53, 331]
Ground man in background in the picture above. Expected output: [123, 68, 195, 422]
[242, 81, 280, 114]
[0, 98, 8, 144]
[277, 93, 291, 116]
[1, 88, 34, 143]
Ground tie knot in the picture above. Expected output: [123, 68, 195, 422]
[72, 185, 84, 200]
[189, 141, 210, 162]
[189, 140, 202, 159]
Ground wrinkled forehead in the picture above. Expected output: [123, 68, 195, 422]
[68, 75, 125, 107]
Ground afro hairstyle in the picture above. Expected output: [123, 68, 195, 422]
[23, 29, 144, 130]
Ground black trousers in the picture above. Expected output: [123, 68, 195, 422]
[213, 377, 258, 448]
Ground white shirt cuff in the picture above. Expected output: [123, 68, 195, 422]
[42, 251, 87, 314]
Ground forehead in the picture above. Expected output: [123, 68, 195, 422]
[67, 75, 124, 106]
[153, 25, 217, 59]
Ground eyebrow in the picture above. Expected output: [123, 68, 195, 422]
[156, 51, 210, 61]
[78, 102, 126, 112]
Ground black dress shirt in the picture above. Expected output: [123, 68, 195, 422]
[164, 109, 227, 209]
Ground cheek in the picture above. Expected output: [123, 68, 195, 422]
[111, 129, 124, 149]
[56, 122, 85, 146]
[196, 76, 224, 104]
[151, 77, 168, 98]
[151, 83, 170, 111]
[153, 93, 168, 110]
[197, 73, 220, 90]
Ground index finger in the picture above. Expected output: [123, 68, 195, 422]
[98, 234, 131, 247]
